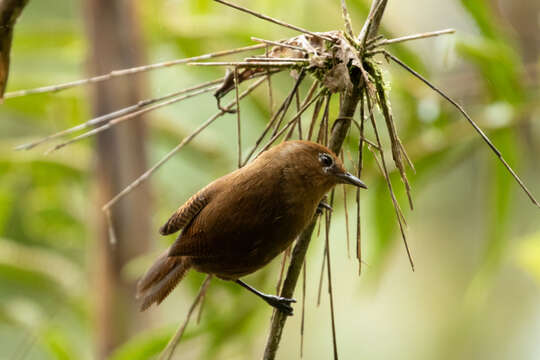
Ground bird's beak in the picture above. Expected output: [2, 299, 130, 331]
[336, 172, 367, 188]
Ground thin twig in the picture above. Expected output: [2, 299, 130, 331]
[245, 57, 308, 63]
[15, 79, 224, 151]
[45, 85, 220, 154]
[358, 0, 387, 47]
[356, 96, 365, 274]
[397, 135, 416, 173]
[188, 61, 302, 67]
[383, 50, 540, 207]
[243, 72, 306, 165]
[4, 44, 266, 99]
[266, 45, 275, 118]
[252, 37, 309, 53]
[351, 120, 380, 150]
[317, 243, 327, 306]
[295, 90, 303, 139]
[271, 71, 306, 138]
[307, 97, 324, 141]
[300, 260, 306, 358]
[358, 63, 408, 227]
[365, 35, 384, 48]
[159, 275, 213, 360]
[364, 88, 414, 270]
[371, 69, 414, 210]
[258, 89, 323, 154]
[276, 246, 291, 295]
[242, 74, 305, 165]
[196, 281, 210, 324]
[374, 28, 455, 47]
[324, 210, 339, 360]
[102, 76, 267, 212]
[342, 175, 351, 258]
[286, 80, 319, 140]
[340, 0, 354, 38]
[234, 68, 242, 168]
[263, 217, 319, 359]
[105, 209, 118, 246]
[316, 95, 331, 144]
[214, 0, 336, 43]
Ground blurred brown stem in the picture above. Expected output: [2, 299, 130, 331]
[0, 0, 29, 99]
[262, 1, 387, 358]
[84, 0, 152, 358]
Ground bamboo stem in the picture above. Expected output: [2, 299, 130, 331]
[262, 2, 388, 357]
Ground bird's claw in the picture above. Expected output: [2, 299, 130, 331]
[264, 295, 296, 316]
[317, 201, 333, 214]
[216, 97, 236, 114]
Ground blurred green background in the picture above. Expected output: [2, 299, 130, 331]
[1, 0, 539, 359]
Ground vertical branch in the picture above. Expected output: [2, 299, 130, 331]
[263, 1, 389, 356]
[263, 83, 363, 360]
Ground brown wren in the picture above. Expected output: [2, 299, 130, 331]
[137, 140, 367, 315]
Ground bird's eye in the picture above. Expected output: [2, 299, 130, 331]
[319, 153, 333, 167]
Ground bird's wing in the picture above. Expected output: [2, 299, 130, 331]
[159, 190, 210, 235]
[167, 191, 276, 258]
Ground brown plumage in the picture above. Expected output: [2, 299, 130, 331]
[137, 140, 367, 314]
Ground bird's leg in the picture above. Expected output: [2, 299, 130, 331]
[235, 279, 296, 316]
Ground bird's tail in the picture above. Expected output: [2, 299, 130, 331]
[136, 251, 192, 311]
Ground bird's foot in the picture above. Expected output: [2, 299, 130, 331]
[317, 200, 333, 214]
[263, 295, 296, 316]
[216, 97, 236, 114]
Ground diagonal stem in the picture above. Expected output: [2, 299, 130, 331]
[102, 76, 267, 214]
[159, 275, 213, 360]
[214, 0, 335, 43]
[4, 43, 266, 99]
[383, 50, 539, 208]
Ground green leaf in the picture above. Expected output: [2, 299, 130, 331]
[109, 328, 172, 360]
[514, 232, 540, 283]
[460, 0, 500, 39]
[456, 38, 524, 104]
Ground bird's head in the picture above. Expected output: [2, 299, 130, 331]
[266, 140, 367, 194]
